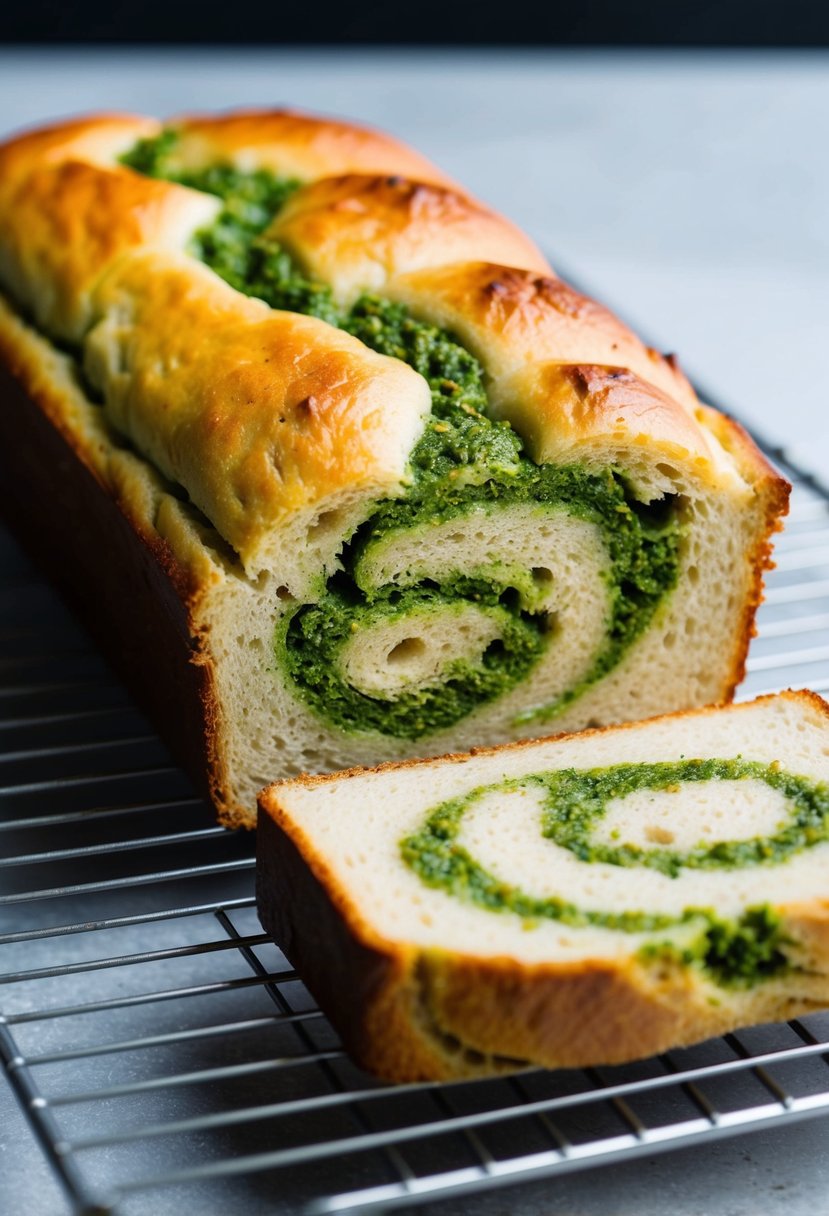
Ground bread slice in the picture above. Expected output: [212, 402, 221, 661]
[0, 110, 788, 826]
[258, 691, 829, 1081]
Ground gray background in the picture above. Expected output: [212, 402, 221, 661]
[1, 47, 828, 1215]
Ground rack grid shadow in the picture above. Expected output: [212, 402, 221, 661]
[2, 444, 829, 1215]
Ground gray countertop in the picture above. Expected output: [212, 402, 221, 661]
[1, 47, 828, 1216]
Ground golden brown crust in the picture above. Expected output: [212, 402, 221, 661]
[389, 262, 701, 411]
[695, 401, 789, 491]
[415, 952, 706, 1072]
[408, 925, 829, 1076]
[782, 901, 829, 972]
[499, 361, 723, 475]
[256, 804, 446, 1078]
[0, 114, 176, 342]
[0, 160, 219, 340]
[167, 107, 455, 185]
[85, 251, 431, 571]
[0, 112, 159, 196]
[384, 262, 758, 487]
[258, 691, 829, 1081]
[0, 110, 788, 556]
[270, 173, 550, 300]
[698, 406, 792, 700]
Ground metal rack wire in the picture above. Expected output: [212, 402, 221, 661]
[2, 450, 829, 1216]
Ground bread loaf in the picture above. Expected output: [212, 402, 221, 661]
[0, 109, 789, 826]
[258, 691, 829, 1080]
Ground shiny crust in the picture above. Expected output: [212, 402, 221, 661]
[0, 161, 220, 340]
[85, 251, 431, 572]
[270, 173, 551, 301]
[257, 691, 829, 1081]
[386, 262, 779, 491]
[0, 110, 787, 556]
[389, 263, 700, 410]
[497, 362, 724, 475]
[0, 113, 192, 343]
[0, 112, 159, 194]
[166, 107, 456, 185]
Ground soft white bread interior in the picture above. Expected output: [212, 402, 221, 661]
[258, 691, 829, 1081]
[0, 109, 789, 826]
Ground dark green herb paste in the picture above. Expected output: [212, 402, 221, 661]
[122, 134, 682, 739]
[401, 757, 829, 986]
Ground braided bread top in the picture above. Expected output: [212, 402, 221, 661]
[0, 108, 752, 574]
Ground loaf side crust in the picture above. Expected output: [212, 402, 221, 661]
[701, 408, 791, 697]
[0, 291, 248, 827]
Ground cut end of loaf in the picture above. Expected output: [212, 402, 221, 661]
[258, 691, 829, 1081]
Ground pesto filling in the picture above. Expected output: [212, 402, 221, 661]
[401, 758, 829, 987]
[122, 135, 682, 740]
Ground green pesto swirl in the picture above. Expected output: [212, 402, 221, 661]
[121, 135, 682, 740]
[401, 758, 829, 986]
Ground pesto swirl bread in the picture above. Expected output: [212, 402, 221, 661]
[258, 691, 829, 1081]
[0, 109, 788, 826]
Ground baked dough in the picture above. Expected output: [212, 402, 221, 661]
[0, 108, 789, 825]
[258, 691, 829, 1080]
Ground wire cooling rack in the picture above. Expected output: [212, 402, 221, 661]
[2, 448, 829, 1216]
